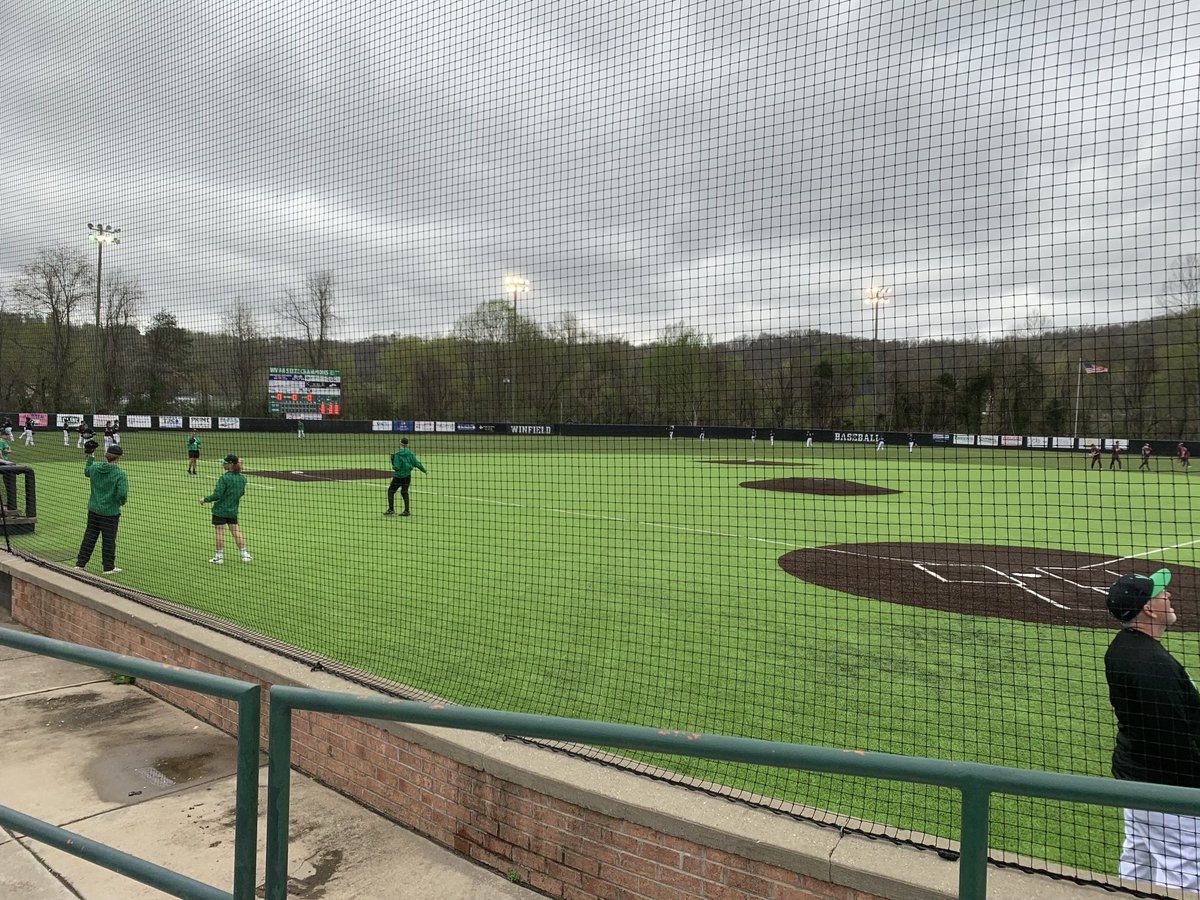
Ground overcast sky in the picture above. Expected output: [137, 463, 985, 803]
[3, 0, 1197, 345]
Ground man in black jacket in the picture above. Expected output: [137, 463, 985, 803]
[1105, 568, 1200, 889]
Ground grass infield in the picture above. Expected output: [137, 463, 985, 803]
[8, 431, 1200, 873]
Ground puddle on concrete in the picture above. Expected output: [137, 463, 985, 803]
[23, 691, 157, 730]
[154, 751, 215, 784]
[259, 847, 344, 899]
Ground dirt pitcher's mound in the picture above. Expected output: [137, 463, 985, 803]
[780, 542, 1200, 630]
[247, 469, 391, 482]
[702, 460, 811, 467]
[743, 477, 898, 496]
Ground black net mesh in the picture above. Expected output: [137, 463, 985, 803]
[2, 0, 1199, 892]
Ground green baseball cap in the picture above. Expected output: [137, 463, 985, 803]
[1107, 568, 1171, 622]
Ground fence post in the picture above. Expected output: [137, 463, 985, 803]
[264, 695, 293, 900]
[958, 781, 991, 899]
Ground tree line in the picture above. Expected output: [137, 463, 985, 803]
[3, 246, 1198, 438]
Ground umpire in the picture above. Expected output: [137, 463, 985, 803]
[384, 438, 427, 517]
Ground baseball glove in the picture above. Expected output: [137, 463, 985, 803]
[83, 439, 99, 453]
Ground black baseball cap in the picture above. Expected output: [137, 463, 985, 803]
[106, 445, 123, 457]
[1107, 568, 1171, 622]
[223, 454, 239, 464]
[400, 438, 409, 445]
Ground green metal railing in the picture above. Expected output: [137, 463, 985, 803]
[0, 628, 260, 900]
[266, 685, 1200, 900]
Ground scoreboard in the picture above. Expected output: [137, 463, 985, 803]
[268, 368, 342, 416]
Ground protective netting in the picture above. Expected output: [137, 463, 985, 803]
[2, 0, 1198, 891]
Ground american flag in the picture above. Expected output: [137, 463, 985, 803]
[1082, 360, 1109, 374]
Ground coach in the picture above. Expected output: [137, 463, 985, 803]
[1104, 568, 1200, 889]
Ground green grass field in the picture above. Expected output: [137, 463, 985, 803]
[8, 430, 1200, 873]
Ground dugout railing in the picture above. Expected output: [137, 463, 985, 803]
[4, 626, 1200, 898]
[266, 685, 1200, 900]
[0, 628, 260, 900]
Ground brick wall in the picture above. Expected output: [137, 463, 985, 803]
[11, 570, 898, 900]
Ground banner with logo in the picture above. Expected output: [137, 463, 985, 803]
[372, 420, 392, 432]
[125, 415, 152, 429]
[19, 412, 49, 427]
[57, 413, 84, 428]
[953, 434, 974, 445]
[1001, 435, 1023, 448]
[94, 413, 119, 427]
[414, 420, 435, 432]
[189, 416, 213, 430]
[977, 434, 999, 447]
[218, 417, 241, 429]
[159, 415, 184, 429]
[1027, 436, 1049, 449]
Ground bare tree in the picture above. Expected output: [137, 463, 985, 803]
[97, 270, 143, 408]
[278, 271, 338, 368]
[11, 247, 91, 410]
[221, 299, 264, 414]
[1160, 255, 1200, 434]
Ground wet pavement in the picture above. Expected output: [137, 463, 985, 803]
[0, 609, 539, 899]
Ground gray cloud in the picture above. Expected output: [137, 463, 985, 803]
[2, 0, 1196, 346]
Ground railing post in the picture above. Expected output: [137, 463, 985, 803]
[959, 781, 991, 900]
[264, 693, 293, 900]
[232, 686, 261, 899]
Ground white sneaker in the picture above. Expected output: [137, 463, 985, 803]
[103, 568, 122, 575]
[240, 552, 252, 562]
[209, 556, 224, 564]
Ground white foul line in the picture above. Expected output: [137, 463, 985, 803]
[1079, 538, 1200, 570]
[981, 565, 1070, 609]
[1034, 567, 1106, 593]
[913, 564, 948, 583]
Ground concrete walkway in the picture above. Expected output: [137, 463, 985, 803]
[0, 610, 539, 899]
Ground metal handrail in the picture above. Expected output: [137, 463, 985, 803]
[266, 685, 1200, 900]
[0, 628, 260, 900]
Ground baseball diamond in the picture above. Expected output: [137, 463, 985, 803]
[780, 542, 1200, 631]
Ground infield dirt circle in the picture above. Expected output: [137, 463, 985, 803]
[779, 542, 1200, 630]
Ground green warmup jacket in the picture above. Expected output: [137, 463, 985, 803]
[84, 458, 128, 517]
[203, 471, 247, 518]
[390, 447, 427, 478]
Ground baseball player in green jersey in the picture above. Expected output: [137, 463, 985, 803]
[200, 454, 251, 563]
[384, 438, 427, 516]
[186, 431, 201, 475]
[75, 444, 128, 574]
[0, 438, 10, 461]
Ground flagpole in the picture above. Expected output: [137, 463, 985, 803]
[1072, 359, 1083, 440]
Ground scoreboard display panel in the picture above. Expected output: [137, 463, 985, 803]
[268, 368, 342, 416]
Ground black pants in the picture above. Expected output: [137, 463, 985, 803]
[77, 512, 120, 570]
[387, 476, 411, 512]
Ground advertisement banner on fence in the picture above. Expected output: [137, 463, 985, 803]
[125, 415, 152, 429]
[1078, 437, 1101, 450]
[1051, 437, 1075, 449]
[977, 434, 999, 447]
[159, 415, 184, 429]
[392, 420, 414, 432]
[189, 416, 213, 430]
[94, 414, 119, 428]
[19, 412, 49, 427]
[511, 424, 553, 436]
[57, 413, 84, 428]
[1001, 435, 1023, 447]
[414, 420, 435, 432]
[436, 420, 455, 433]
[1105, 438, 1129, 450]
[218, 417, 241, 429]
[932, 433, 952, 444]
[372, 420, 392, 432]
[953, 434, 974, 445]
[1027, 436, 1049, 449]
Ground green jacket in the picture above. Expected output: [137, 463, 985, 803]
[187, 435, 200, 452]
[390, 447, 427, 478]
[203, 471, 246, 518]
[84, 458, 128, 516]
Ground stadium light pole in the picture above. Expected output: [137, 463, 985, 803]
[502, 275, 530, 422]
[87, 223, 122, 416]
[863, 285, 890, 433]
